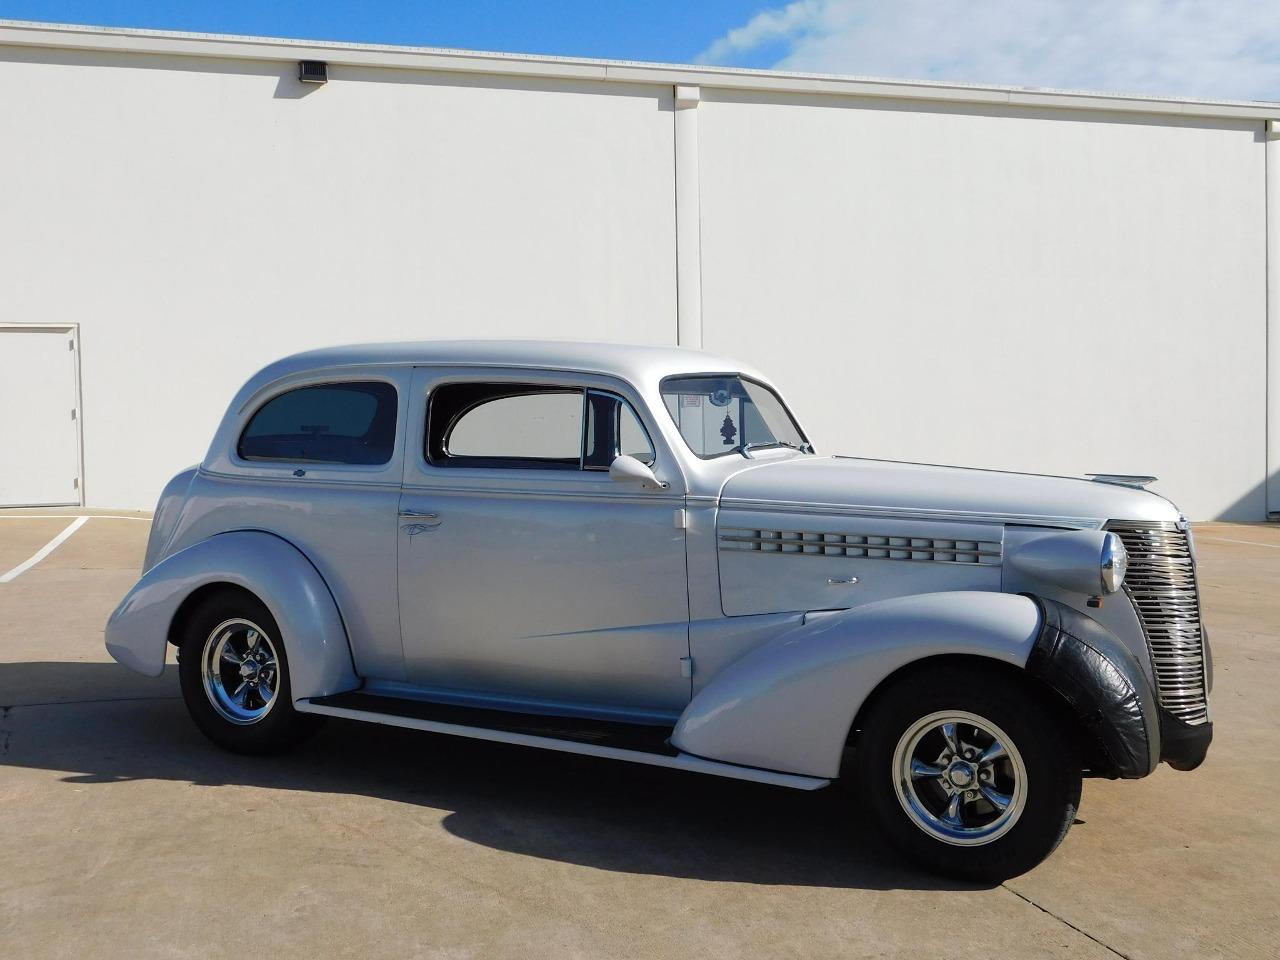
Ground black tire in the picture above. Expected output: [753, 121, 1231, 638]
[177, 589, 324, 755]
[852, 663, 1081, 881]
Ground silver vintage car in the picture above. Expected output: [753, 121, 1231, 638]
[106, 340, 1212, 879]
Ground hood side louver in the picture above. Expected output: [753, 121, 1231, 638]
[719, 527, 1002, 565]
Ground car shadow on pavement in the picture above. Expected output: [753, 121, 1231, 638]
[1, 661, 989, 893]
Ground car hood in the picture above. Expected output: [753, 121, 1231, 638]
[717, 456, 1180, 527]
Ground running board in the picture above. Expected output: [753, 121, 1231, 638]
[297, 691, 830, 791]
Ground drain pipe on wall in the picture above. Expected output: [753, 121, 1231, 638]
[675, 84, 703, 349]
[1269, 119, 1280, 519]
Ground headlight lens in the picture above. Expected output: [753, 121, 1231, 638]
[1101, 532, 1128, 594]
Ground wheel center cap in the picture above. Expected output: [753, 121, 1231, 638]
[947, 762, 975, 789]
[239, 660, 259, 681]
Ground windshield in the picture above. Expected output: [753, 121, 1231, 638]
[660, 375, 810, 459]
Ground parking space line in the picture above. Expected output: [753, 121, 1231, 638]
[0, 514, 149, 521]
[1197, 536, 1280, 550]
[0, 515, 90, 582]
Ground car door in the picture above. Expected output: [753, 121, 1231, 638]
[397, 365, 691, 718]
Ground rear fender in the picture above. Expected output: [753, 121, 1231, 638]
[672, 592, 1043, 778]
[105, 530, 358, 701]
[142, 465, 198, 574]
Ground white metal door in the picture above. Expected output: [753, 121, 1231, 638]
[0, 326, 82, 506]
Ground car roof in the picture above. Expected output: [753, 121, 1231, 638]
[245, 339, 768, 395]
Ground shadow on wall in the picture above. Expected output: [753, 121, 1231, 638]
[273, 72, 324, 100]
[1218, 470, 1275, 522]
[0, 660, 984, 893]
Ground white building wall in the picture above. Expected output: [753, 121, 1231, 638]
[0, 24, 1274, 519]
[697, 90, 1267, 521]
[0, 46, 676, 509]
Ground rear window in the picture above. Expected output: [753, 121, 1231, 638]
[238, 381, 398, 465]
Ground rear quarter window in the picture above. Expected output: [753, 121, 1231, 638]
[238, 381, 398, 465]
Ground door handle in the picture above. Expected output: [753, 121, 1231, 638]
[399, 509, 441, 523]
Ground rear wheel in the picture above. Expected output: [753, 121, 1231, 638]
[852, 664, 1081, 881]
[177, 590, 323, 754]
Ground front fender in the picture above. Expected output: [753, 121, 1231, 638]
[1028, 596, 1161, 777]
[673, 592, 1043, 778]
[104, 531, 358, 701]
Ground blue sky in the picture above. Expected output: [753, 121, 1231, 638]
[0, 1, 778, 66]
[2, 1, 1277, 101]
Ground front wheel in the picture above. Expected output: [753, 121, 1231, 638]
[852, 664, 1081, 881]
[177, 589, 323, 754]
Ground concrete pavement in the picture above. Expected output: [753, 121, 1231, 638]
[0, 512, 1276, 959]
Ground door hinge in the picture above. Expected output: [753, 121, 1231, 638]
[679, 656, 694, 678]
[71, 408, 77, 420]
[673, 508, 687, 529]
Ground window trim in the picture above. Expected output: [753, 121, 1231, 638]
[583, 388, 656, 471]
[236, 379, 400, 468]
[424, 380, 658, 473]
[428, 383, 586, 471]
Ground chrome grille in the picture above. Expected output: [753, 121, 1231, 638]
[719, 527, 1002, 565]
[1105, 520, 1208, 724]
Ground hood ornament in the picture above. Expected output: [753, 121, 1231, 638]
[1086, 473, 1158, 489]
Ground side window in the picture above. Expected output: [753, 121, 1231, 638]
[426, 382, 656, 472]
[239, 381, 398, 465]
[618, 401, 656, 464]
[584, 391, 655, 468]
[428, 383, 583, 469]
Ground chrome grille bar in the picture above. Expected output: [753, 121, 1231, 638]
[1105, 520, 1209, 725]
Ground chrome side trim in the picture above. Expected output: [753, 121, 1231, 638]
[400, 482, 680, 506]
[719, 526, 1003, 565]
[199, 466, 402, 489]
[718, 496, 1103, 530]
[295, 698, 831, 790]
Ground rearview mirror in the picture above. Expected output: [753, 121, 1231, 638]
[609, 455, 667, 491]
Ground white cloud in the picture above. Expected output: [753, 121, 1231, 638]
[697, 0, 1280, 103]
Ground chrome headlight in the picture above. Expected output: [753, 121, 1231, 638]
[1007, 529, 1129, 597]
[1100, 532, 1128, 594]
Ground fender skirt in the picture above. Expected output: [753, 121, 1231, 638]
[1026, 597, 1160, 778]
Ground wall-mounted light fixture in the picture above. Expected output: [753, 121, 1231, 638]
[298, 60, 328, 84]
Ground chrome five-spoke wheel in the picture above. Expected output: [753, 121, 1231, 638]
[200, 618, 280, 724]
[892, 709, 1027, 846]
